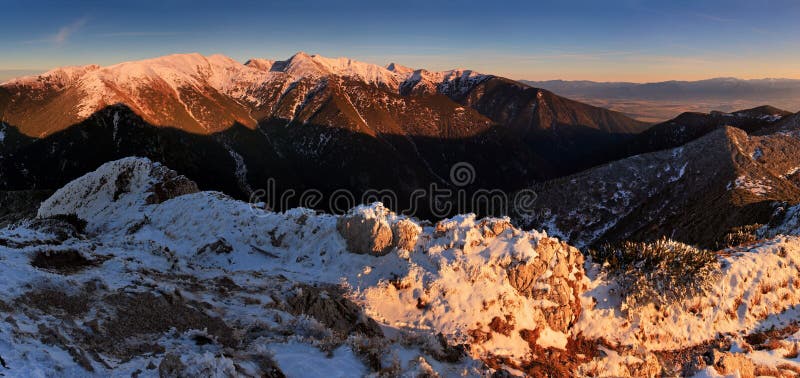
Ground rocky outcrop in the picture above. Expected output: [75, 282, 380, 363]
[336, 211, 394, 256]
[145, 164, 200, 204]
[507, 237, 585, 332]
[285, 284, 383, 337]
[336, 205, 421, 256]
[391, 218, 421, 251]
[709, 351, 756, 378]
[37, 157, 199, 232]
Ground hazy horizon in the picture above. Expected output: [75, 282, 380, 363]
[3, 0, 800, 82]
[3, 51, 800, 84]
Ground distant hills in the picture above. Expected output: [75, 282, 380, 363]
[522, 78, 800, 122]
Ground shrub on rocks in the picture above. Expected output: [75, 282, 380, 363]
[589, 237, 720, 311]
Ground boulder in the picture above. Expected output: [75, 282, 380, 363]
[506, 238, 585, 332]
[336, 210, 394, 256]
[145, 164, 200, 204]
[391, 218, 421, 251]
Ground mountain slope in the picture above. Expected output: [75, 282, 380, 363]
[0, 52, 650, 213]
[520, 126, 800, 249]
[621, 105, 791, 157]
[0, 54, 276, 135]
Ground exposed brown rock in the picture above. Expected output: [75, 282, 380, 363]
[197, 238, 233, 255]
[489, 316, 515, 336]
[710, 351, 755, 378]
[478, 219, 513, 239]
[336, 212, 393, 256]
[145, 165, 200, 204]
[506, 237, 585, 332]
[506, 260, 548, 297]
[285, 284, 383, 337]
[391, 218, 420, 251]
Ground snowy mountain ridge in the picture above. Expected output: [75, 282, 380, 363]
[1, 52, 494, 136]
[4, 157, 800, 376]
[3, 51, 488, 100]
[0, 157, 586, 376]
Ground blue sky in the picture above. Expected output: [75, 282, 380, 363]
[2, 0, 800, 82]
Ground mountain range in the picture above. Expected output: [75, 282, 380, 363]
[4, 52, 800, 243]
[6, 51, 800, 377]
[0, 52, 648, 216]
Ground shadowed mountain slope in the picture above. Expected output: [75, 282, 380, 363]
[521, 126, 800, 249]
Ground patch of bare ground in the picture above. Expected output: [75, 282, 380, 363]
[30, 249, 103, 274]
[283, 283, 383, 338]
[745, 322, 800, 350]
[654, 337, 732, 376]
[19, 289, 92, 317]
[15, 287, 237, 368]
[85, 291, 236, 360]
[482, 333, 600, 378]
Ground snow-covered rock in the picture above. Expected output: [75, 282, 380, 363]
[11, 157, 800, 376]
[38, 157, 198, 233]
[335, 206, 423, 256]
[0, 158, 587, 376]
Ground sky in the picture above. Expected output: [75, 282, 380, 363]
[2, 0, 800, 83]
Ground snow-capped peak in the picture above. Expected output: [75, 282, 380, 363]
[1, 52, 492, 134]
[3, 52, 489, 97]
[266, 51, 405, 87]
[244, 58, 276, 72]
[2, 64, 101, 87]
[3, 53, 282, 127]
[386, 62, 415, 75]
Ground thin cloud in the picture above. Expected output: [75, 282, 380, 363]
[691, 12, 737, 23]
[99, 31, 184, 38]
[52, 17, 88, 44]
[515, 50, 639, 63]
[21, 17, 88, 45]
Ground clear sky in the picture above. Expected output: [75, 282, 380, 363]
[2, 0, 800, 83]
